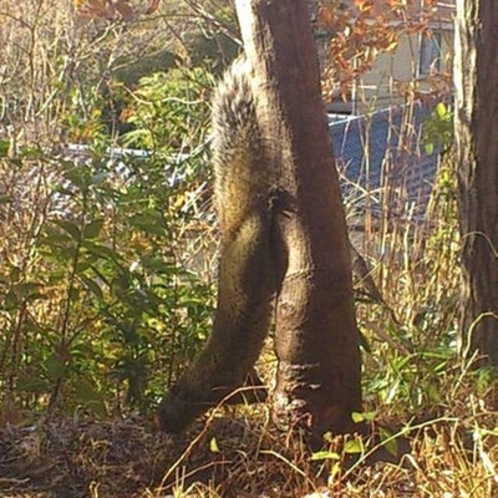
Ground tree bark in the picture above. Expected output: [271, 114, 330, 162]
[455, 0, 498, 366]
[236, 0, 362, 435]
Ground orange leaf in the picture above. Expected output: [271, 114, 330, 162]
[114, 0, 134, 21]
[77, 0, 106, 17]
[318, 6, 334, 30]
[145, 0, 161, 15]
[354, 0, 373, 14]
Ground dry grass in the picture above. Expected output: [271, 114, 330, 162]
[0, 375, 497, 498]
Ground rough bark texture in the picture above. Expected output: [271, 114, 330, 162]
[455, 0, 498, 366]
[236, 0, 362, 435]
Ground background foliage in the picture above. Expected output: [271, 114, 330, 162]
[0, 0, 233, 417]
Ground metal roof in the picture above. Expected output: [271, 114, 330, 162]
[329, 103, 440, 222]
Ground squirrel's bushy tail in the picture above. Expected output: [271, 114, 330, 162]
[211, 57, 258, 162]
[211, 57, 274, 239]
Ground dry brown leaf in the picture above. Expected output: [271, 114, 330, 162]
[145, 0, 161, 15]
[114, 0, 134, 21]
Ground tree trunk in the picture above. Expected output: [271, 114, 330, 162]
[236, 0, 362, 435]
[455, 0, 498, 366]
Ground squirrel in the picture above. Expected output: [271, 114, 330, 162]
[158, 57, 278, 432]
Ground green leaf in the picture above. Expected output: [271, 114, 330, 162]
[0, 140, 9, 157]
[311, 450, 340, 461]
[209, 437, 220, 453]
[141, 256, 175, 273]
[75, 260, 94, 272]
[4, 290, 19, 311]
[379, 427, 398, 457]
[344, 438, 364, 454]
[351, 411, 376, 424]
[83, 219, 104, 239]
[129, 210, 166, 234]
[17, 376, 49, 394]
[63, 166, 91, 189]
[53, 219, 81, 241]
[79, 275, 104, 300]
[72, 378, 108, 418]
[68, 287, 80, 302]
[358, 328, 372, 353]
[45, 354, 68, 380]
[84, 241, 121, 263]
[330, 461, 341, 480]
[435, 101, 448, 119]
[20, 146, 44, 159]
[91, 171, 108, 185]
[40, 231, 73, 248]
[351, 412, 364, 424]
[16, 282, 44, 301]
